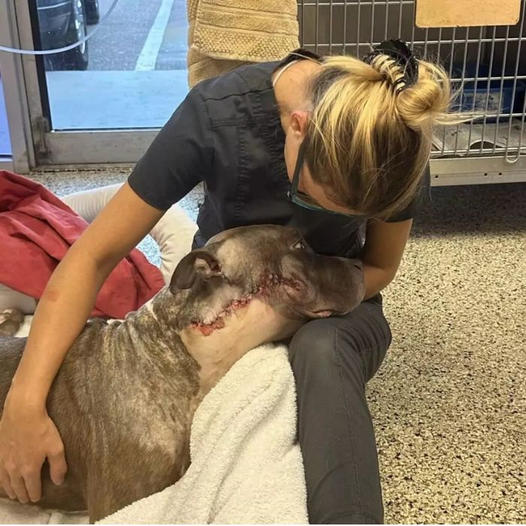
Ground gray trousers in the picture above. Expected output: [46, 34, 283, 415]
[288, 294, 391, 524]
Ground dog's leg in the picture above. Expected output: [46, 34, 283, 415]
[86, 481, 131, 523]
[0, 309, 24, 337]
[86, 473, 165, 523]
[0, 475, 85, 512]
[86, 446, 190, 523]
[37, 472, 86, 512]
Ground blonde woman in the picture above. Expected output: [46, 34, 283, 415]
[0, 40, 452, 523]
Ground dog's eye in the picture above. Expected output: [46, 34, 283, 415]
[292, 239, 306, 250]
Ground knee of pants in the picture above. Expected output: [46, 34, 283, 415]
[289, 312, 390, 384]
[289, 318, 335, 362]
[288, 319, 362, 378]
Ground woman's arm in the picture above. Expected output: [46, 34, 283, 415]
[360, 218, 413, 300]
[0, 182, 165, 503]
[63, 183, 198, 284]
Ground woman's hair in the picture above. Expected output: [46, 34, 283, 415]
[304, 52, 460, 220]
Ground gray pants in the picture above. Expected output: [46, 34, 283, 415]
[288, 294, 391, 524]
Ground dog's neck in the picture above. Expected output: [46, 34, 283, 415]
[177, 297, 298, 393]
[129, 287, 302, 395]
[152, 288, 299, 394]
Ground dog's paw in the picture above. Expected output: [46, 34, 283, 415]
[0, 308, 25, 337]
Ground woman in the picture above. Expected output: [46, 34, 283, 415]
[0, 39, 453, 523]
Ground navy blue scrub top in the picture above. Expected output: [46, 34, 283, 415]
[128, 49, 424, 258]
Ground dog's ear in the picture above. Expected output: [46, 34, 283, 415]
[170, 250, 222, 292]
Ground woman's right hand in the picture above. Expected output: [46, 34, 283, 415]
[0, 396, 67, 503]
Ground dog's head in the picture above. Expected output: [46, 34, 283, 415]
[168, 225, 364, 335]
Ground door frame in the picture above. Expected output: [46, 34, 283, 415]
[0, 0, 34, 173]
[3, 0, 166, 171]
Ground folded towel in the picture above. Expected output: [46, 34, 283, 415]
[101, 343, 308, 524]
[187, 0, 300, 86]
[0, 171, 164, 319]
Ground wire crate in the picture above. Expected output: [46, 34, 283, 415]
[297, 0, 526, 185]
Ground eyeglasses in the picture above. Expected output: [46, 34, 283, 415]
[287, 139, 359, 218]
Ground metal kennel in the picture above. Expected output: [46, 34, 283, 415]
[297, 0, 526, 185]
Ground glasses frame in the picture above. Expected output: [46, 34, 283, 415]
[288, 139, 359, 218]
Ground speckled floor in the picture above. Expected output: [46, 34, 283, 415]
[27, 169, 526, 524]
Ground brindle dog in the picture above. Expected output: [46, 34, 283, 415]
[0, 224, 364, 522]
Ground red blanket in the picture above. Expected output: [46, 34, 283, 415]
[0, 171, 165, 318]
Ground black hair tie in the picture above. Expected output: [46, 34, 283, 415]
[362, 39, 419, 92]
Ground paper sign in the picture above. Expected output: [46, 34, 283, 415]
[416, 0, 521, 27]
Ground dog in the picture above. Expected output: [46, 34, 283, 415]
[0, 224, 364, 522]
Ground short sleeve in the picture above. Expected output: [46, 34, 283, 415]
[385, 163, 431, 222]
[127, 88, 213, 210]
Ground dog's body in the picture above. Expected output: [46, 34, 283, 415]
[0, 225, 364, 522]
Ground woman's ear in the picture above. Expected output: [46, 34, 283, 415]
[289, 110, 310, 136]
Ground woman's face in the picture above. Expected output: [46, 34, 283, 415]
[284, 120, 359, 216]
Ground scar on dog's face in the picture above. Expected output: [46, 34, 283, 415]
[169, 225, 364, 329]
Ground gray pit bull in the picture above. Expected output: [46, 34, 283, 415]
[0, 224, 364, 522]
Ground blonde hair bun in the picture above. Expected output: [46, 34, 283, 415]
[304, 47, 461, 219]
[397, 60, 454, 131]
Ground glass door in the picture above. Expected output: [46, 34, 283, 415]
[5, 0, 189, 167]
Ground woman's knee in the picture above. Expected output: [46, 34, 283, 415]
[289, 303, 392, 384]
[288, 319, 365, 385]
[335, 302, 392, 382]
[289, 319, 337, 366]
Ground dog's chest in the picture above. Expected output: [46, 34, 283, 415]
[52, 315, 202, 476]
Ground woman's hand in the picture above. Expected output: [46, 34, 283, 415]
[0, 396, 67, 503]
